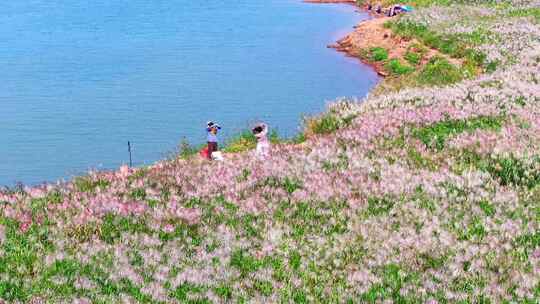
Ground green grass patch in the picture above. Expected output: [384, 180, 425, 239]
[177, 138, 206, 159]
[455, 151, 540, 189]
[417, 56, 463, 86]
[412, 115, 504, 150]
[479, 200, 496, 217]
[485, 155, 540, 189]
[223, 129, 281, 153]
[171, 282, 205, 302]
[508, 7, 540, 23]
[361, 264, 421, 303]
[230, 249, 264, 276]
[367, 197, 396, 216]
[214, 285, 233, 300]
[419, 252, 448, 271]
[385, 58, 415, 75]
[274, 200, 349, 239]
[0, 219, 57, 301]
[129, 188, 146, 200]
[309, 114, 341, 135]
[74, 177, 110, 193]
[293, 290, 308, 304]
[369, 47, 389, 62]
[458, 217, 487, 241]
[322, 153, 349, 172]
[289, 251, 302, 271]
[253, 280, 273, 297]
[99, 214, 152, 244]
[255, 176, 302, 195]
[386, 20, 487, 66]
[222, 130, 257, 153]
[406, 147, 438, 170]
[404, 51, 422, 65]
[514, 231, 540, 251]
[513, 231, 540, 264]
[306, 112, 357, 135]
[291, 132, 307, 144]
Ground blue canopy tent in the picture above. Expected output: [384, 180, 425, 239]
[400, 5, 413, 12]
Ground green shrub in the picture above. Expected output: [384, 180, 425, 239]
[418, 56, 463, 86]
[370, 47, 389, 62]
[223, 130, 257, 153]
[465, 49, 488, 68]
[385, 58, 415, 75]
[291, 132, 306, 144]
[485, 60, 499, 73]
[309, 114, 341, 135]
[178, 138, 204, 159]
[404, 51, 422, 65]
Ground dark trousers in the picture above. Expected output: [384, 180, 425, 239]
[207, 142, 218, 159]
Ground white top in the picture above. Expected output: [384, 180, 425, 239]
[254, 124, 270, 159]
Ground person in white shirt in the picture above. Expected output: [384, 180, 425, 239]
[252, 123, 270, 159]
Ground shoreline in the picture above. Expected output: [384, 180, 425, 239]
[309, 1, 462, 79]
[306, 0, 392, 77]
[1, 1, 381, 188]
[0, 2, 378, 188]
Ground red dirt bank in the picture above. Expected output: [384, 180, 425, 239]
[306, 1, 459, 77]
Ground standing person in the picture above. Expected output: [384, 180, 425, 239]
[252, 123, 270, 159]
[206, 121, 221, 160]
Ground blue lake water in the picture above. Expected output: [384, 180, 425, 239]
[0, 0, 378, 186]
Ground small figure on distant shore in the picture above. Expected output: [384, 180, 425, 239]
[388, 4, 413, 17]
[388, 5, 399, 16]
[206, 121, 221, 160]
[252, 123, 270, 160]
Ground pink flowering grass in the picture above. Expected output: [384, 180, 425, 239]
[0, 2, 540, 303]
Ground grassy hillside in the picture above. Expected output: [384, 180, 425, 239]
[1, 1, 539, 303]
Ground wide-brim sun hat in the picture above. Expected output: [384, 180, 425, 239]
[207, 121, 221, 129]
